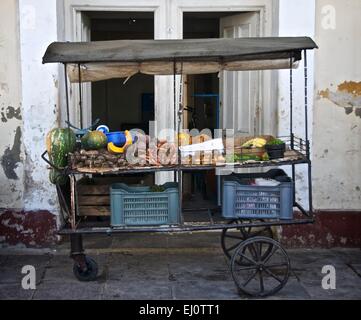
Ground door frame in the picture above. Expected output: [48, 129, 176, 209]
[175, 0, 279, 136]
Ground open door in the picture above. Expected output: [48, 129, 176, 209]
[220, 12, 260, 136]
[218, 13, 261, 204]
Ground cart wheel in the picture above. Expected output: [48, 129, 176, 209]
[221, 220, 274, 259]
[73, 256, 98, 282]
[230, 236, 290, 297]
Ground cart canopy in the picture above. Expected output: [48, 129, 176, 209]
[42, 37, 317, 83]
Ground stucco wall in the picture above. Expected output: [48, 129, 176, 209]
[19, 0, 59, 213]
[278, 0, 315, 210]
[313, 0, 361, 210]
[0, 0, 24, 210]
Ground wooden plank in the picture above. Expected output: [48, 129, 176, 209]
[78, 195, 110, 206]
[78, 184, 110, 195]
[78, 206, 110, 216]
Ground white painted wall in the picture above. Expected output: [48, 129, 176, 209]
[19, 0, 59, 213]
[0, 0, 24, 209]
[313, 0, 361, 210]
[278, 0, 316, 210]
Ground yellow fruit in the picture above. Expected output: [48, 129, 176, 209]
[177, 133, 191, 146]
[241, 138, 267, 148]
[107, 142, 126, 154]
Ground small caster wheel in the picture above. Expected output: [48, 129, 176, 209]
[230, 236, 290, 297]
[73, 256, 98, 282]
[221, 219, 274, 259]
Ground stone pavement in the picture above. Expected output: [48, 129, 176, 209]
[0, 233, 360, 300]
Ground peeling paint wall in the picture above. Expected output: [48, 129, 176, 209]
[0, 0, 24, 209]
[19, 0, 60, 213]
[314, 0, 361, 209]
[278, 0, 315, 209]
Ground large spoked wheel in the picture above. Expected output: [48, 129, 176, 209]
[221, 220, 274, 259]
[73, 256, 98, 282]
[231, 236, 290, 297]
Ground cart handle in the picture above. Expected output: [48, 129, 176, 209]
[41, 150, 67, 173]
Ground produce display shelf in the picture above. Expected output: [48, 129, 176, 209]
[68, 150, 308, 175]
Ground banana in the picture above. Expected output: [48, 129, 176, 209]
[241, 138, 267, 148]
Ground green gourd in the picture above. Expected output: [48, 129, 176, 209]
[81, 131, 107, 150]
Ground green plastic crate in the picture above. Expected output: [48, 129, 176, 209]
[110, 182, 180, 227]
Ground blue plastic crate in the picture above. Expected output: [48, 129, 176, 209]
[110, 182, 180, 226]
[222, 169, 294, 220]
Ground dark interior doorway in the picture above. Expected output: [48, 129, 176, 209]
[182, 13, 224, 208]
[85, 11, 155, 186]
[88, 11, 155, 135]
[182, 12, 245, 209]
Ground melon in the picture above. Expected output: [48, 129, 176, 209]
[46, 127, 76, 168]
[81, 131, 107, 150]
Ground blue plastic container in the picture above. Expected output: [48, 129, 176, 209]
[222, 169, 294, 220]
[106, 131, 126, 147]
[110, 182, 180, 226]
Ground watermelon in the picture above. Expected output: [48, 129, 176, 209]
[46, 127, 76, 168]
[81, 131, 107, 150]
[49, 169, 68, 185]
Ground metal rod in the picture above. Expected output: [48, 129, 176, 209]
[289, 54, 294, 149]
[303, 49, 313, 215]
[78, 63, 83, 129]
[64, 63, 71, 126]
[70, 174, 76, 230]
[303, 50, 309, 149]
[294, 202, 310, 218]
[57, 218, 315, 235]
[308, 159, 313, 215]
[56, 184, 71, 222]
[173, 59, 177, 182]
[172, 59, 184, 224]
[289, 54, 296, 203]
[178, 71, 184, 225]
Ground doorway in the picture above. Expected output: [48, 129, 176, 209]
[182, 11, 260, 209]
[88, 11, 154, 134]
[86, 11, 155, 185]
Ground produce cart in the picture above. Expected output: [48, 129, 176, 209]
[42, 37, 317, 297]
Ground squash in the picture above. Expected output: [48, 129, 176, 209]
[46, 128, 76, 168]
[81, 131, 107, 150]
